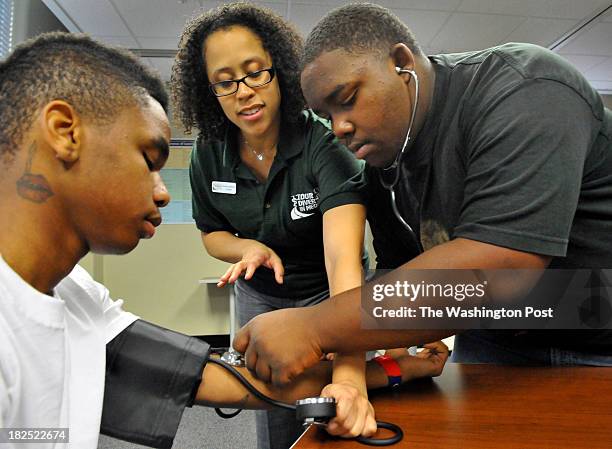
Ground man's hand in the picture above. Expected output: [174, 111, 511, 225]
[320, 381, 377, 438]
[233, 307, 323, 385]
[217, 241, 284, 287]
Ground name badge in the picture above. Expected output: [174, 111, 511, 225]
[212, 181, 236, 194]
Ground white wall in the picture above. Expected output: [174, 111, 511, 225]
[93, 225, 231, 336]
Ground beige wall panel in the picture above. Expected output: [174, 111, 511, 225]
[100, 224, 230, 336]
[78, 253, 95, 276]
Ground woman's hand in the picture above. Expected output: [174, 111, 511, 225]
[217, 241, 284, 287]
[390, 340, 450, 380]
[320, 380, 377, 438]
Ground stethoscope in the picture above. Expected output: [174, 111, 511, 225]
[379, 67, 422, 251]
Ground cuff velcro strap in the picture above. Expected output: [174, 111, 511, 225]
[373, 355, 402, 388]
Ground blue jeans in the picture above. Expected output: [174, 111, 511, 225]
[235, 279, 329, 449]
[451, 330, 612, 366]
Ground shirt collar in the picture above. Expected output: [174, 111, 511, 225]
[276, 117, 305, 162]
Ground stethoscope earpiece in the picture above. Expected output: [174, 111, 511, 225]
[395, 67, 416, 77]
[382, 66, 419, 179]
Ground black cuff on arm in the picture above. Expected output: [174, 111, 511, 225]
[101, 320, 211, 449]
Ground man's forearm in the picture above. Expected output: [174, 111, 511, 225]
[312, 291, 453, 353]
[309, 272, 454, 353]
[308, 237, 550, 353]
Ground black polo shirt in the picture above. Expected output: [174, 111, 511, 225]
[190, 110, 367, 299]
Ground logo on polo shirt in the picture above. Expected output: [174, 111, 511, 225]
[290, 188, 319, 220]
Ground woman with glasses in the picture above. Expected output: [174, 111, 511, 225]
[171, 3, 375, 448]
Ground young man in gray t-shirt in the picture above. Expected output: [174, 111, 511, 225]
[235, 3, 612, 384]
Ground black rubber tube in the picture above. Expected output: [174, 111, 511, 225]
[355, 421, 403, 446]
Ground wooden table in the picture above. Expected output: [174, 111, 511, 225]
[293, 363, 612, 448]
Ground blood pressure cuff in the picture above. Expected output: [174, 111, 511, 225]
[101, 320, 211, 448]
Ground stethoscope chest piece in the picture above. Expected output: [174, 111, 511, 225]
[296, 397, 336, 427]
[296, 396, 404, 446]
[221, 348, 245, 366]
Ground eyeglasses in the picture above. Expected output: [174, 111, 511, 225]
[209, 67, 276, 97]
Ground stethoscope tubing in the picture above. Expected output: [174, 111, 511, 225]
[379, 69, 422, 246]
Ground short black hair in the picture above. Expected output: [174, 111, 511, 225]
[303, 2, 422, 68]
[0, 32, 168, 159]
[171, 1, 305, 141]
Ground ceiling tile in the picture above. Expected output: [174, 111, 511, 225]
[558, 53, 610, 74]
[57, 0, 130, 35]
[289, 4, 451, 43]
[111, 0, 216, 37]
[91, 35, 140, 48]
[589, 80, 612, 92]
[49, 0, 612, 94]
[430, 12, 525, 53]
[585, 57, 612, 81]
[457, 0, 611, 20]
[377, 0, 461, 11]
[288, 3, 340, 36]
[559, 21, 612, 56]
[147, 57, 175, 81]
[288, 0, 351, 6]
[503, 17, 576, 47]
[113, 1, 288, 38]
[137, 37, 181, 50]
[389, 9, 452, 47]
[258, 2, 289, 18]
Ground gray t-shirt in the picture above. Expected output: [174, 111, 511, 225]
[369, 43, 612, 350]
